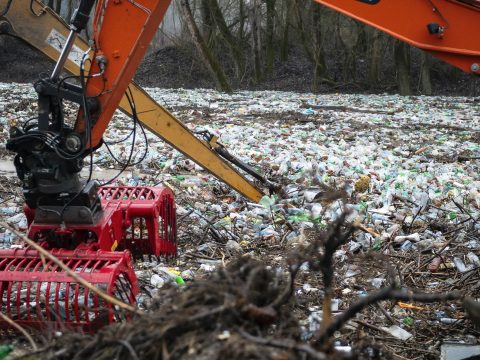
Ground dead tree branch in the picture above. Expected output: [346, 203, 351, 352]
[314, 286, 463, 345]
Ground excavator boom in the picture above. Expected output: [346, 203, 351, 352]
[314, 0, 480, 75]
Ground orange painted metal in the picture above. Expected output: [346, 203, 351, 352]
[75, 0, 172, 148]
[314, 0, 480, 74]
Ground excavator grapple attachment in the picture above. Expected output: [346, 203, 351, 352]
[1, 186, 176, 331]
[0, 249, 137, 331]
[98, 186, 177, 258]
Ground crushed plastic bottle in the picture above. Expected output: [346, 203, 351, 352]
[400, 240, 414, 252]
[0, 345, 13, 360]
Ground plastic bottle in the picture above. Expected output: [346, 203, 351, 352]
[0, 345, 13, 360]
[175, 276, 185, 285]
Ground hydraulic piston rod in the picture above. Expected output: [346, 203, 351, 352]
[50, 0, 95, 79]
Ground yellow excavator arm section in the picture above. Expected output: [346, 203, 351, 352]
[0, 0, 264, 203]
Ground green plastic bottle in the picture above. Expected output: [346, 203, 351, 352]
[0, 345, 13, 360]
[175, 276, 185, 285]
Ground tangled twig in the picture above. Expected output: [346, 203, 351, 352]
[314, 286, 463, 345]
[0, 312, 38, 350]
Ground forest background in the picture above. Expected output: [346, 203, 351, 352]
[1, 0, 478, 96]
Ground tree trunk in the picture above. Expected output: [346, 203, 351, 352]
[179, 0, 231, 92]
[394, 40, 412, 95]
[238, 0, 245, 40]
[420, 51, 432, 95]
[207, 0, 245, 78]
[265, 0, 276, 75]
[312, 4, 326, 90]
[294, 1, 331, 90]
[337, 15, 359, 82]
[200, 0, 215, 43]
[368, 28, 382, 88]
[251, 0, 263, 82]
[294, 0, 314, 63]
[54, 0, 61, 14]
[280, 0, 291, 62]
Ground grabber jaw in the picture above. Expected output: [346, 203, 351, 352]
[0, 249, 138, 332]
[0, 186, 176, 331]
[98, 186, 177, 258]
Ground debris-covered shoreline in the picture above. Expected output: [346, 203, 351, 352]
[0, 83, 479, 359]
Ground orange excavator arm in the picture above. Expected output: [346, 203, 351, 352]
[74, 0, 171, 148]
[314, 0, 480, 75]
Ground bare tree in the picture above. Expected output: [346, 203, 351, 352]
[179, 0, 232, 92]
[420, 51, 432, 95]
[250, 0, 263, 82]
[265, 0, 276, 75]
[280, 0, 292, 62]
[337, 15, 361, 82]
[294, 1, 329, 90]
[200, 0, 215, 44]
[205, 0, 245, 78]
[394, 40, 412, 95]
[238, 0, 246, 40]
[54, 0, 61, 14]
[368, 28, 382, 88]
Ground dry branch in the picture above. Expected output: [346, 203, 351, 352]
[314, 286, 463, 345]
[0, 312, 38, 350]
